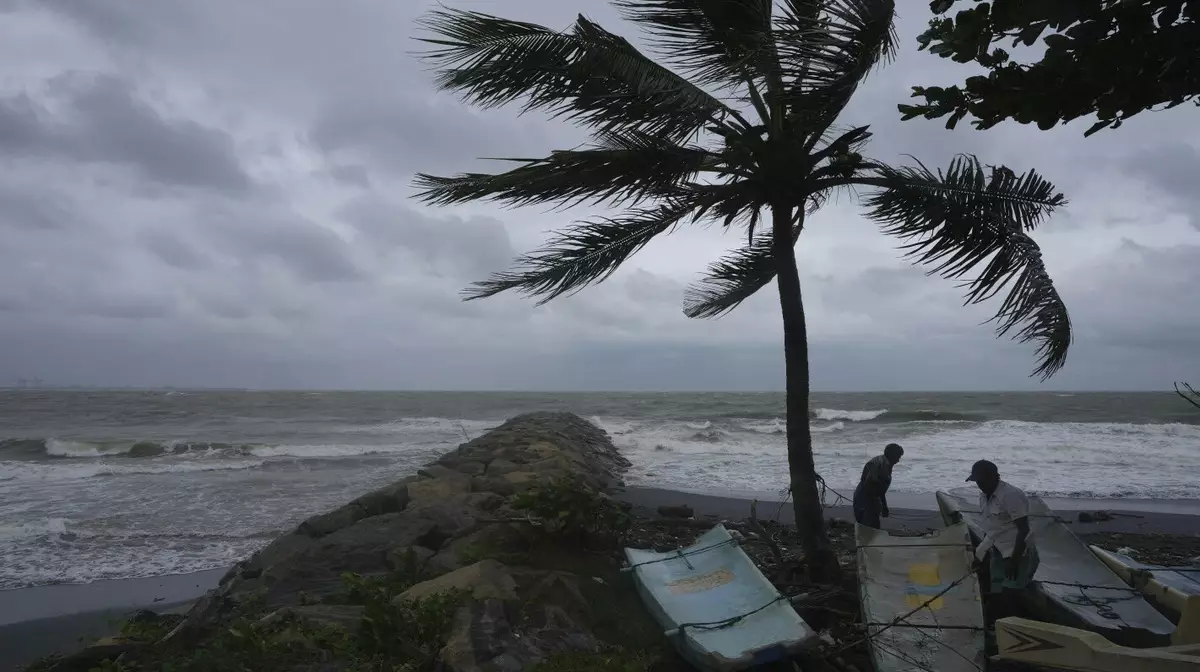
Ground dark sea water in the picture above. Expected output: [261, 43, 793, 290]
[1, 390, 1198, 589]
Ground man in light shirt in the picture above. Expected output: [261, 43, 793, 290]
[966, 459, 1039, 611]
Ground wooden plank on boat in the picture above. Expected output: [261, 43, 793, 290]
[623, 524, 817, 672]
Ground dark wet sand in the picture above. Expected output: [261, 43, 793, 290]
[0, 569, 224, 671]
[3, 488, 1197, 670]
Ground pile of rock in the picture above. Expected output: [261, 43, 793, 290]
[165, 412, 637, 671]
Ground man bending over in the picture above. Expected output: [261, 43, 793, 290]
[852, 443, 903, 529]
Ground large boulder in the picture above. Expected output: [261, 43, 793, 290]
[404, 561, 604, 672]
[397, 559, 518, 603]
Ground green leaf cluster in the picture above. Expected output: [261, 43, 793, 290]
[903, 0, 1200, 136]
[511, 475, 633, 543]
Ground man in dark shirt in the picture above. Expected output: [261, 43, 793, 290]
[853, 443, 904, 529]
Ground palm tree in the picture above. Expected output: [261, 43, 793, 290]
[413, 0, 1072, 580]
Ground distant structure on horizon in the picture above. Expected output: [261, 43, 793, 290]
[14, 377, 45, 388]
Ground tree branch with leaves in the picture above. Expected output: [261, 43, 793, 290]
[901, 0, 1200, 136]
[412, 0, 1073, 582]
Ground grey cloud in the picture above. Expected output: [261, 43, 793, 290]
[206, 209, 365, 284]
[339, 195, 515, 279]
[1125, 143, 1200, 228]
[139, 228, 212, 270]
[309, 93, 580, 178]
[1072, 241, 1200, 353]
[327, 164, 371, 189]
[0, 183, 76, 231]
[0, 72, 251, 193]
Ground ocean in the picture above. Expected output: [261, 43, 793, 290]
[1, 389, 1198, 590]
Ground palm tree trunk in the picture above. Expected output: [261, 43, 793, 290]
[771, 205, 839, 582]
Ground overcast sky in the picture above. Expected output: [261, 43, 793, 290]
[0, 0, 1196, 392]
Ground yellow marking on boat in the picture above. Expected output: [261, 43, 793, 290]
[905, 562, 946, 610]
[668, 567, 735, 595]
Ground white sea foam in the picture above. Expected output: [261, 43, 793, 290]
[4, 400, 1199, 589]
[248, 443, 402, 458]
[0, 457, 267, 482]
[609, 416, 1200, 502]
[45, 438, 132, 457]
[813, 408, 888, 422]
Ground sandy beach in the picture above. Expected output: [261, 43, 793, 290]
[4, 486, 1197, 671]
[0, 570, 224, 671]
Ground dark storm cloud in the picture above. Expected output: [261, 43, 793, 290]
[0, 0, 1196, 391]
[339, 195, 515, 279]
[0, 72, 251, 193]
[1124, 143, 1200, 228]
[1076, 241, 1200, 353]
[205, 208, 365, 284]
[138, 228, 212, 271]
[0, 182, 76, 231]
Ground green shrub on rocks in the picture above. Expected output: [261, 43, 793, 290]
[46, 568, 465, 672]
[511, 475, 632, 545]
[356, 590, 465, 667]
[529, 648, 658, 672]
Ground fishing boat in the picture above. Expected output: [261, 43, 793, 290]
[995, 617, 1200, 672]
[623, 524, 817, 671]
[855, 522, 986, 671]
[1091, 545, 1200, 618]
[936, 489, 1175, 647]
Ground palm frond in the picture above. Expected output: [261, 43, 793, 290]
[463, 202, 695, 303]
[614, 0, 773, 90]
[413, 130, 714, 209]
[683, 213, 804, 318]
[419, 9, 730, 141]
[776, 0, 897, 125]
[863, 155, 1071, 379]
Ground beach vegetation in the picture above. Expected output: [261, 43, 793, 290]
[41, 568, 464, 672]
[411, 0, 1072, 581]
[456, 541, 531, 566]
[901, 0, 1199, 136]
[116, 612, 181, 644]
[530, 648, 659, 672]
[511, 475, 633, 545]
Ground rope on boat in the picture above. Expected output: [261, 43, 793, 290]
[837, 564, 986, 672]
[621, 538, 739, 572]
[1038, 579, 1141, 623]
[906, 606, 987, 672]
[832, 565, 979, 655]
[670, 593, 791, 634]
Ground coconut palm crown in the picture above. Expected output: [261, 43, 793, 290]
[412, 0, 1072, 579]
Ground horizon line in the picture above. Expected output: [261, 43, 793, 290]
[0, 386, 1182, 394]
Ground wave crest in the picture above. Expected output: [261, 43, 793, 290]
[809, 408, 988, 423]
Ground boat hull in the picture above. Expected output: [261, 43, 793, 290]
[1091, 545, 1200, 618]
[856, 522, 986, 672]
[624, 524, 816, 672]
[995, 617, 1200, 672]
[936, 488, 1174, 647]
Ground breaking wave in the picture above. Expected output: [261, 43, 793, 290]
[0, 438, 271, 459]
[811, 408, 990, 423]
